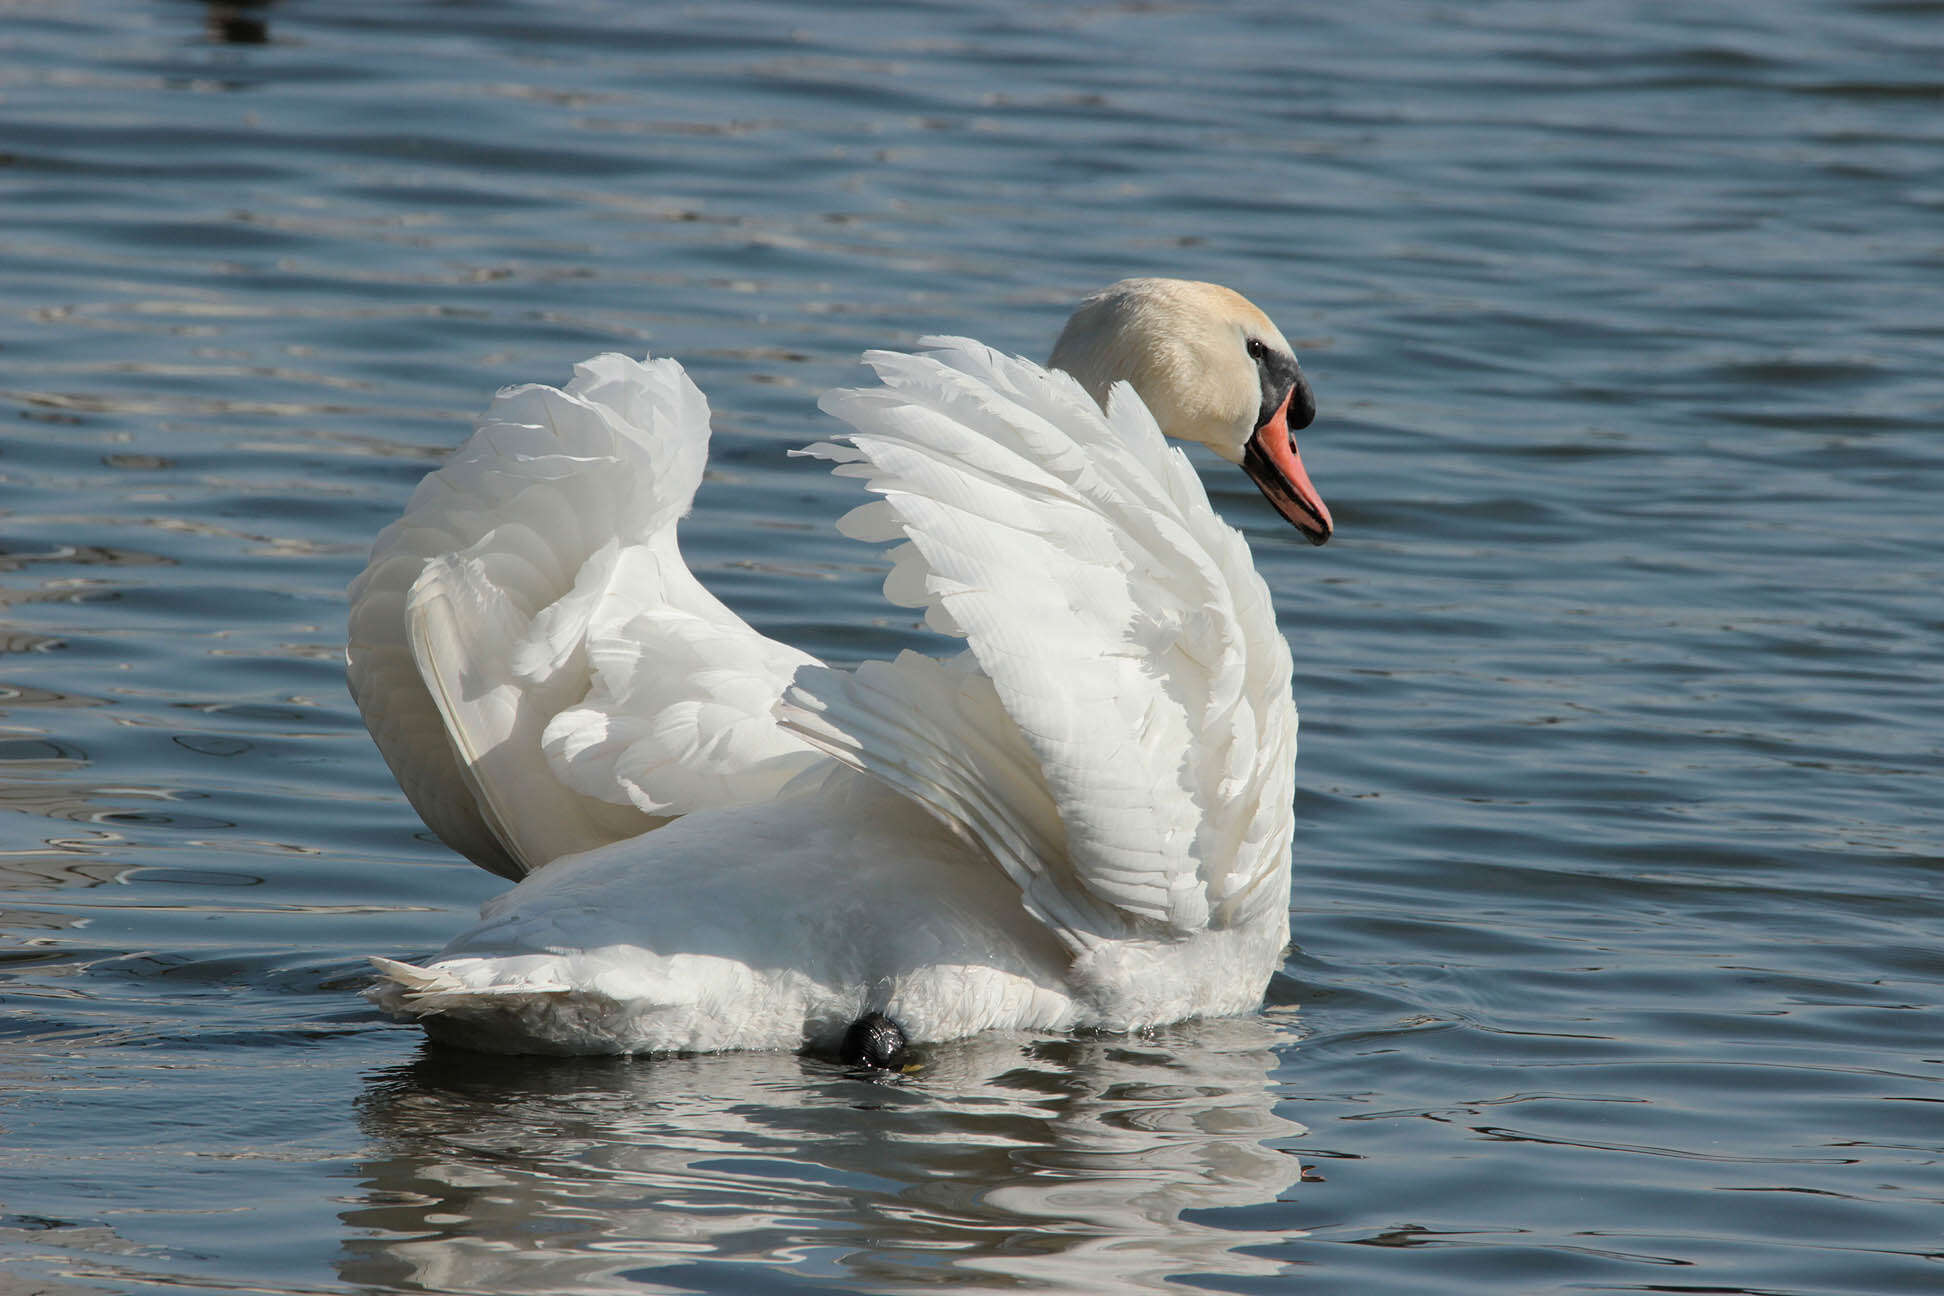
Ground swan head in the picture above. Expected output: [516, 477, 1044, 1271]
[1049, 277, 1333, 545]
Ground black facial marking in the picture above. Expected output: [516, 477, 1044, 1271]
[1250, 343, 1315, 433]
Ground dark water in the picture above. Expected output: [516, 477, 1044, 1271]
[2, 1, 1939, 1292]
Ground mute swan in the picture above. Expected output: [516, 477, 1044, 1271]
[349, 278, 1332, 1058]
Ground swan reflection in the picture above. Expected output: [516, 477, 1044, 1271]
[342, 1013, 1306, 1292]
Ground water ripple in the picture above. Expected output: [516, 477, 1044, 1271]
[0, 0, 1938, 1293]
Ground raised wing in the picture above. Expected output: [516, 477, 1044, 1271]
[347, 353, 822, 878]
[781, 339, 1298, 950]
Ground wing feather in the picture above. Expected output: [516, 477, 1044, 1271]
[347, 353, 823, 877]
[783, 339, 1298, 943]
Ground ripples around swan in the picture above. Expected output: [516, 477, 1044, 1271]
[345, 1019, 1306, 1293]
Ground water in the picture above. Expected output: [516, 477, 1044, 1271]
[1, 0, 1939, 1291]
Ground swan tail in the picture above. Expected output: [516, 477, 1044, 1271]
[366, 954, 821, 1056]
[366, 956, 623, 1055]
[366, 954, 473, 1006]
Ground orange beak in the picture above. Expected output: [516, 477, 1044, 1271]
[1241, 388, 1332, 545]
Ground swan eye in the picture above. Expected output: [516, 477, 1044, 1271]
[1245, 338, 1267, 361]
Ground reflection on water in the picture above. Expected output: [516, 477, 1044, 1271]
[344, 1015, 1306, 1293]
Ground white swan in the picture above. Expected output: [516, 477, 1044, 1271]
[348, 278, 1332, 1058]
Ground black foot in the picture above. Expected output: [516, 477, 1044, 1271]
[840, 1012, 910, 1071]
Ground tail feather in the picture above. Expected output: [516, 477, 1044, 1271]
[365, 955, 710, 1057]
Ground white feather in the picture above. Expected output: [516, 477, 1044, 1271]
[347, 353, 823, 877]
[798, 339, 1296, 938]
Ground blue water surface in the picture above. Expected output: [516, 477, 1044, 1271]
[0, 1, 1939, 1292]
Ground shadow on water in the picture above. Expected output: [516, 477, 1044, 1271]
[341, 1013, 1308, 1293]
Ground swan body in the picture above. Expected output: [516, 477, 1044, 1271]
[350, 279, 1331, 1056]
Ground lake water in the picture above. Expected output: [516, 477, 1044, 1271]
[1, 1, 1939, 1292]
